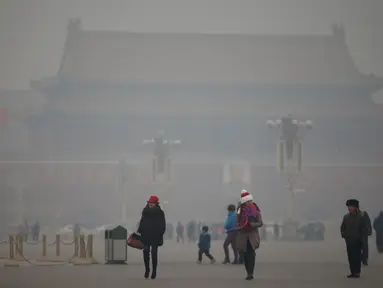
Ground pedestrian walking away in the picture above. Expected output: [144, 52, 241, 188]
[340, 199, 369, 278]
[138, 195, 166, 279]
[273, 222, 280, 241]
[176, 221, 184, 244]
[187, 221, 196, 243]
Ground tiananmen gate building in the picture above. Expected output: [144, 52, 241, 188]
[1, 19, 383, 226]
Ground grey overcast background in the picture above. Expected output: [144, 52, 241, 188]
[2, 2, 383, 277]
[0, 0, 383, 101]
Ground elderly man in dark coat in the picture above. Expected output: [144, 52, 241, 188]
[138, 195, 166, 279]
[340, 199, 369, 279]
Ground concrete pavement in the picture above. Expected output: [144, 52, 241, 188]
[1, 262, 382, 288]
[1, 237, 382, 264]
[1, 239, 383, 287]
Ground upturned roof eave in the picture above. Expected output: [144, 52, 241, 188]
[31, 75, 383, 92]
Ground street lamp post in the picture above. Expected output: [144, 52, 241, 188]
[267, 115, 312, 238]
[267, 115, 312, 172]
[143, 130, 181, 182]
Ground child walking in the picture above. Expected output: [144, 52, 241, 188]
[197, 226, 216, 264]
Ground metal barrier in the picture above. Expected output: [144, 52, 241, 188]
[1, 234, 95, 266]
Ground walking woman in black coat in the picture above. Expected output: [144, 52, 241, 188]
[138, 195, 166, 279]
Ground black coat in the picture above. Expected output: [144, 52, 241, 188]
[361, 211, 372, 237]
[341, 212, 368, 243]
[374, 213, 383, 249]
[138, 205, 166, 246]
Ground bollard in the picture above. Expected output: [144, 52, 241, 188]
[86, 234, 93, 259]
[79, 235, 86, 258]
[42, 234, 47, 258]
[9, 235, 14, 260]
[19, 235, 24, 257]
[15, 236, 20, 259]
[74, 236, 79, 257]
[56, 234, 60, 258]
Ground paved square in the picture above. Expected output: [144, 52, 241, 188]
[1, 238, 382, 287]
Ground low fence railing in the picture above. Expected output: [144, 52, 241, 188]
[0, 234, 95, 266]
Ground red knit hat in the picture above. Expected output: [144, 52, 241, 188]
[147, 195, 159, 203]
[240, 190, 253, 204]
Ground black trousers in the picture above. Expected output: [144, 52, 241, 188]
[243, 240, 256, 276]
[198, 249, 214, 261]
[143, 245, 158, 272]
[361, 237, 369, 262]
[346, 241, 362, 275]
[223, 232, 238, 262]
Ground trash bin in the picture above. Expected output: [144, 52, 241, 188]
[105, 225, 128, 264]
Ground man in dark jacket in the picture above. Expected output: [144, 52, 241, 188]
[187, 221, 196, 243]
[373, 211, 383, 253]
[360, 209, 372, 265]
[138, 196, 166, 279]
[340, 199, 368, 278]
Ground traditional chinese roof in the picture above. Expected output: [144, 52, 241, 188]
[43, 19, 381, 87]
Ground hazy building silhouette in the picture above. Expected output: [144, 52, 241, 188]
[2, 20, 383, 222]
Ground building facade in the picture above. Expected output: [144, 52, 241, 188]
[2, 19, 383, 225]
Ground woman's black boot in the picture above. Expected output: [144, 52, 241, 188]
[143, 250, 150, 279]
[151, 270, 157, 279]
[144, 269, 150, 279]
[151, 246, 158, 279]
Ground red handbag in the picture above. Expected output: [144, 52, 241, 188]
[127, 232, 144, 250]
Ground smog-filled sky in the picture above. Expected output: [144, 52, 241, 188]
[0, 0, 383, 97]
[1, 0, 383, 239]
[2, 3, 383, 280]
